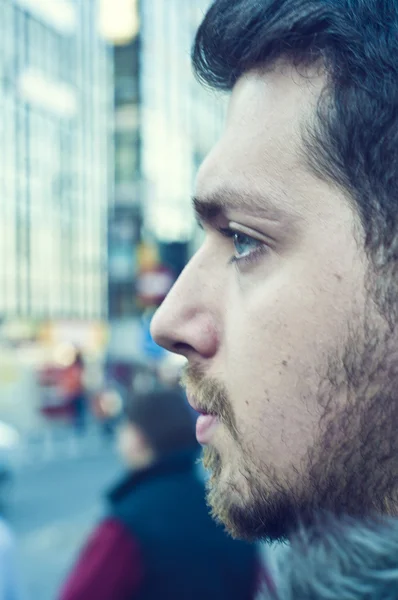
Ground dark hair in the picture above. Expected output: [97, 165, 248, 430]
[192, 0, 398, 268]
[125, 388, 197, 455]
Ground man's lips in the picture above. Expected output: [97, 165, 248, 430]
[196, 414, 219, 444]
[186, 391, 214, 416]
[196, 407, 214, 416]
[185, 390, 219, 443]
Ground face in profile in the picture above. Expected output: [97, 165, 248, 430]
[151, 65, 398, 541]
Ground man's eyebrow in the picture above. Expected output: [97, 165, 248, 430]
[192, 189, 291, 224]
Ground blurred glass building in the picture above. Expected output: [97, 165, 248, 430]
[108, 35, 141, 319]
[104, 0, 227, 365]
[0, 0, 112, 321]
[140, 0, 227, 252]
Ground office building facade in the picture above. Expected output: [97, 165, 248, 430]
[0, 0, 112, 320]
[140, 0, 227, 248]
[108, 37, 142, 319]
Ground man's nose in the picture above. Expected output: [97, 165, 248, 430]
[150, 256, 219, 359]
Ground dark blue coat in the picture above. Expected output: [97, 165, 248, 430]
[108, 448, 258, 599]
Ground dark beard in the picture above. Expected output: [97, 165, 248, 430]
[202, 441, 315, 542]
[203, 444, 300, 541]
[199, 307, 398, 543]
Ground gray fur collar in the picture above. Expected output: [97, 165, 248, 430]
[262, 514, 398, 599]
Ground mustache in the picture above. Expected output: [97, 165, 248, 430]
[180, 363, 227, 414]
[181, 363, 239, 442]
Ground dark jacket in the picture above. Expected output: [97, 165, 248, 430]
[109, 448, 257, 599]
[60, 448, 258, 600]
[260, 513, 398, 599]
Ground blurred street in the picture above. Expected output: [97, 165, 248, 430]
[7, 436, 121, 600]
[0, 1, 223, 598]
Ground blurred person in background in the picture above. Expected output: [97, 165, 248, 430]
[58, 388, 259, 600]
[0, 517, 23, 600]
[58, 351, 87, 434]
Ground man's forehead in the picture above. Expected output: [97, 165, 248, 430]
[230, 64, 325, 113]
[193, 67, 328, 225]
[225, 66, 325, 163]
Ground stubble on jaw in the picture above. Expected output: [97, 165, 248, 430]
[183, 279, 398, 542]
[216, 316, 398, 540]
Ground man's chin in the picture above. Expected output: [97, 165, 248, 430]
[202, 446, 303, 542]
[206, 479, 295, 542]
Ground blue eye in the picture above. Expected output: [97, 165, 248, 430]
[217, 226, 267, 266]
[233, 232, 263, 260]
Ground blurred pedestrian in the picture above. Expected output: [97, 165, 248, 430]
[58, 351, 87, 434]
[59, 388, 259, 600]
[0, 517, 23, 600]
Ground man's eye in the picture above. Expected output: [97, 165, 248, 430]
[217, 226, 268, 266]
[232, 232, 263, 260]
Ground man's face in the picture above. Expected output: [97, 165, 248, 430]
[151, 66, 398, 541]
